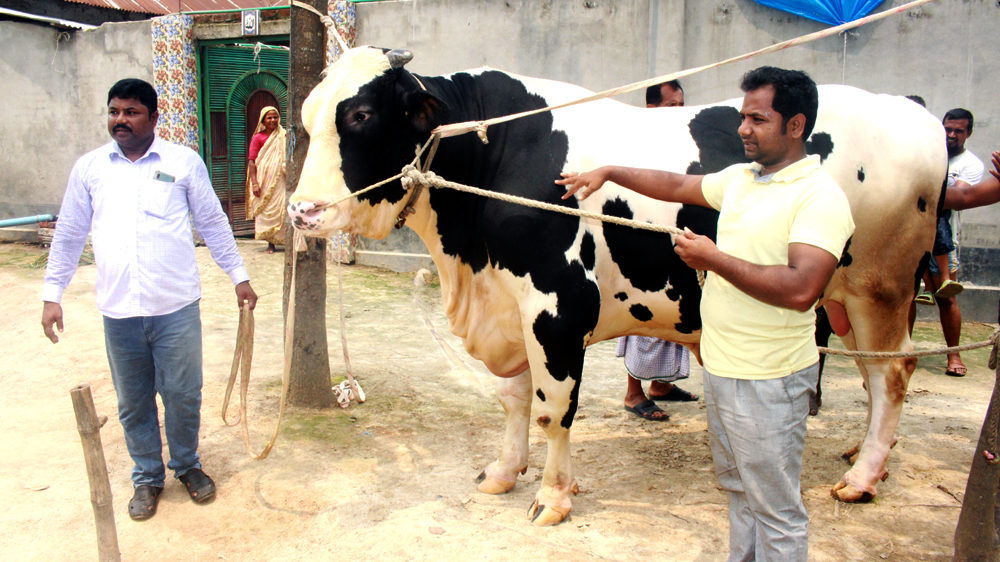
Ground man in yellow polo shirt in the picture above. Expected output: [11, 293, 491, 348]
[557, 66, 854, 561]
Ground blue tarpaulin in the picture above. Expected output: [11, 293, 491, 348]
[752, 0, 887, 26]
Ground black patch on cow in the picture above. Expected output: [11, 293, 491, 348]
[560, 377, 581, 430]
[685, 106, 749, 175]
[601, 198, 674, 292]
[614, 292, 628, 302]
[536, 389, 546, 402]
[837, 236, 853, 269]
[629, 304, 653, 322]
[408, 71, 598, 431]
[666, 106, 751, 333]
[857, 167, 865, 183]
[917, 197, 927, 212]
[579, 232, 596, 271]
[806, 132, 834, 163]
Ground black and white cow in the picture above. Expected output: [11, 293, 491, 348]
[288, 47, 946, 526]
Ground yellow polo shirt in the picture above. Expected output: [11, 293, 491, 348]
[699, 155, 855, 380]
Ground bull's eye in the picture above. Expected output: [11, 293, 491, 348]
[352, 111, 371, 124]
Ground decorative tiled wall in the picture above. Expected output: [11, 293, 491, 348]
[151, 14, 199, 151]
[327, 1, 358, 263]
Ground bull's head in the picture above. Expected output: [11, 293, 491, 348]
[288, 46, 448, 239]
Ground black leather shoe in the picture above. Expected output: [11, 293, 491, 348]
[178, 468, 216, 503]
[128, 485, 164, 520]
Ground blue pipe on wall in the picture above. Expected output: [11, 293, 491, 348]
[0, 214, 56, 228]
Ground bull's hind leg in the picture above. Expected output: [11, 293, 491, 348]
[476, 371, 532, 494]
[830, 298, 917, 502]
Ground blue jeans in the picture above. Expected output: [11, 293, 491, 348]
[704, 363, 819, 562]
[104, 300, 203, 488]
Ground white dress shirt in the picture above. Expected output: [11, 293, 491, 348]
[43, 137, 249, 319]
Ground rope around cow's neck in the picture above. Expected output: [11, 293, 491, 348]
[291, 0, 1000, 361]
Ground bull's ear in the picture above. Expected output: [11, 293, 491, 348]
[405, 91, 449, 133]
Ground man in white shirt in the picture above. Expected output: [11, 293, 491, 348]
[931, 108, 984, 377]
[41, 79, 258, 520]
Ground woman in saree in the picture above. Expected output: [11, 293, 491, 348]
[246, 106, 287, 253]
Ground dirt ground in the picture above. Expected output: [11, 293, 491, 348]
[1, 239, 995, 561]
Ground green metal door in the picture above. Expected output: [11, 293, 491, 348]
[200, 43, 289, 236]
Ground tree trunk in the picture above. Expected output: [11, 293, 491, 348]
[284, 0, 333, 408]
[953, 301, 1000, 561]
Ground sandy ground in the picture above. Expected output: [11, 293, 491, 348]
[1, 239, 995, 561]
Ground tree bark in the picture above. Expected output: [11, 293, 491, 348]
[284, 0, 333, 408]
[953, 304, 1000, 561]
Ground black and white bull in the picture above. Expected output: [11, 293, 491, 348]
[288, 47, 946, 526]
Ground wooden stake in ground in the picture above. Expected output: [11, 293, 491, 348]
[70, 384, 120, 562]
[283, 0, 334, 408]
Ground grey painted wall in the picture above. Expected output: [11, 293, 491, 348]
[0, 19, 152, 222]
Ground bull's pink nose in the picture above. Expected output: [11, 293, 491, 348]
[287, 201, 325, 230]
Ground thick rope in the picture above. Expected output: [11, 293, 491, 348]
[290, 0, 972, 360]
[818, 328, 1000, 358]
[291, 0, 349, 54]
[432, 0, 935, 141]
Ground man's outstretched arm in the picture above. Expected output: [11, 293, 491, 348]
[945, 151, 1000, 211]
[556, 166, 710, 207]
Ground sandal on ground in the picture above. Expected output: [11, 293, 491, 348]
[128, 485, 163, 521]
[914, 292, 935, 306]
[624, 400, 670, 422]
[650, 385, 699, 402]
[945, 364, 968, 377]
[935, 280, 964, 299]
[178, 468, 216, 503]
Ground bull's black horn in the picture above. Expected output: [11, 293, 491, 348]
[387, 49, 413, 69]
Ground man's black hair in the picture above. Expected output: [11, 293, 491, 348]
[107, 78, 158, 116]
[645, 80, 683, 106]
[905, 95, 926, 108]
[943, 108, 974, 133]
[739, 66, 819, 139]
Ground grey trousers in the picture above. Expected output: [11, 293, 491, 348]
[704, 363, 819, 562]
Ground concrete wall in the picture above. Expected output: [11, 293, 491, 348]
[0, 19, 152, 231]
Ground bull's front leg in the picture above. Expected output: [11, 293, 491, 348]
[525, 371, 580, 526]
[476, 371, 532, 494]
[518, 294, 596, 525]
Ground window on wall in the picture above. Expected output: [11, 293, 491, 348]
[210, 112, 228, 158]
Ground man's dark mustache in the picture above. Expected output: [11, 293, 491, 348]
[114, 126, 132, 132]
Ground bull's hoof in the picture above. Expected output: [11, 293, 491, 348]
[476, 471, 517, 495]
[841, 445, 861, 465]
[475, 465, 526, 495]
[527, 499, 571, 526]
[526, 481, 578, 526]
[831, 475, 876, 503]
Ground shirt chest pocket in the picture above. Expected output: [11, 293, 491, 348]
[142, 181, 183, 219]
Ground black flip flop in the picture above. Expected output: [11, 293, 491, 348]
[128, 485, 163, 521]
[650, 386, 700, 402]
[624, 400, 670, 421]
[178, 468, 216, 503]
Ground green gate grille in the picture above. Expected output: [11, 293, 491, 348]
[201, 44, 289, 237]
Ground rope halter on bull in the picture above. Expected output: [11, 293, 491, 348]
[291, 0, 998, 361]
